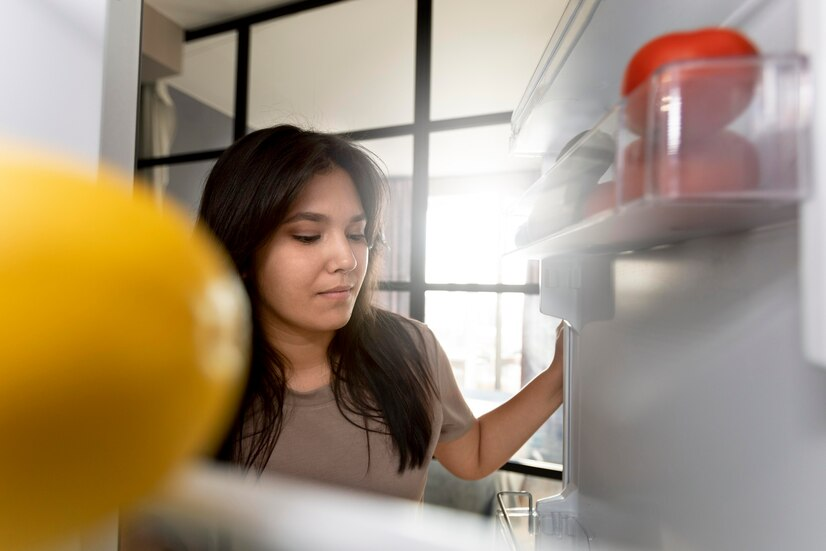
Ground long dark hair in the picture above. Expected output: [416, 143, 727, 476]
[198, 125, 435, 473]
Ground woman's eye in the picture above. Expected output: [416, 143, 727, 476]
[293, 235, 320, 244]
[348, 233, 367, 243]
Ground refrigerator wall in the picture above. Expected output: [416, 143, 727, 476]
[0, 2, 141, 550]
[506, 0, 826, 548]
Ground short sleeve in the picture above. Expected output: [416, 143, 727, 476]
[418, 324, 476, 443]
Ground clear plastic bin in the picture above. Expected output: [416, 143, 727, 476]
[496, 491, 591, 551]
[510, 54, 809, 257]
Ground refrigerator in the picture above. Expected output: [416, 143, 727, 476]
[496, 0, 826, 549]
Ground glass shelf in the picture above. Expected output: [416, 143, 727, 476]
[509, 54, 809, 259]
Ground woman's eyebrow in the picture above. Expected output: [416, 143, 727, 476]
[282, 212, 366, 224]
[283, 212, 326, 224]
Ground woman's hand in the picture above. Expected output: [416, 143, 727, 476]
[548, 321, 565, 373]
[434, 320, 565, 480]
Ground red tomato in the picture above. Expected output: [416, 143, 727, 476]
[622, 130, 759, 198]
[622, 28, 759, 138]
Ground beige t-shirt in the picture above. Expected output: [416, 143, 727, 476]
[261, 320, 476, 501]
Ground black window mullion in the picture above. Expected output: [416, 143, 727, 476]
[234, 26, 250, 141]
[379, 282, 540, 295]
[409, 0, 433, 322]
[500, 459, 563, 479]
[136, 148, 225, 169]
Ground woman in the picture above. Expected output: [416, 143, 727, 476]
[198, 124, 563, 501]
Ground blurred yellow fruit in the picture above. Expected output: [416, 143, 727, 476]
[0, 150, 250, 549]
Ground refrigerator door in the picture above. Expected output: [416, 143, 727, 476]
[571, 223, 826, 550]
[509, 0, 826, 548]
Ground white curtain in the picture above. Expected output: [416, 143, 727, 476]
[376, 176, 413, 315]
[138, 81, 176, 206]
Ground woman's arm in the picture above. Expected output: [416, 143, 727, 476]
[433, 324, 564, 480]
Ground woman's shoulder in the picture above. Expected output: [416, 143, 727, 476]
[371, 308, 444, 367]
[373, 309, 436, 346]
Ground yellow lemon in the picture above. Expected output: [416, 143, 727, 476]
[0, 149, 250, 549]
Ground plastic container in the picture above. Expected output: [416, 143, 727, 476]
[509, 54, 809, 258]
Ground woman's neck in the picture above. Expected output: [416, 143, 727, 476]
[264, 326, 335, 392]
[285, 360, 331, 392]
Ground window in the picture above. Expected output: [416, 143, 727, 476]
[137, 0, 562, 477]
[248, 0, 416, 132]
[163, 33, 237, 156]
[431, 0, 566, 120]
[427, 124, 540, 285]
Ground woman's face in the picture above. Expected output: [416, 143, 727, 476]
[254, 166, 369, 342]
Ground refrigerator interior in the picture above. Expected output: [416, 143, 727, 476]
[67, 1, 826, 549]
[500, 0, 826, 549]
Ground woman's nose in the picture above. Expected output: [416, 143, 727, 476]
[328, 235, 358, 273]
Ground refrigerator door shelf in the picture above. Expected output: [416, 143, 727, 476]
[509, 54, 809, 260]
[122, 463, 497, 551]
[535, 512, 591, 551]
[496, 488, 591, 551]
[535, 487, 591, 551]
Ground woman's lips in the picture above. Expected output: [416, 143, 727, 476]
[318, 286, 352, 299]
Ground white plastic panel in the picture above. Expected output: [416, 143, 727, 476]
[539, 256, 614, 331]
[99, 0, 141, 174]
[798, 0, 826, 368]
